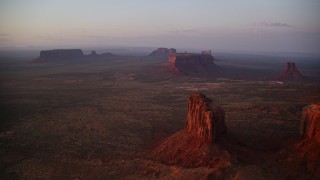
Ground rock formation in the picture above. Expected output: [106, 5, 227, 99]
[296, 103, 320, 177]
[34, 49, 114, 62]
[87, 50, 113, 58]
[151, 93, 230, 168]
[149, 48, 176, 56]
[167, 51, 220, 74]
[300, 103, 320, 142]
[185, 93, 227, 142]
[278, 62, 304, 81]
[35, 49, 84, 62]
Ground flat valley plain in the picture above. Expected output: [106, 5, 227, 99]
[0, 52, 320, 179]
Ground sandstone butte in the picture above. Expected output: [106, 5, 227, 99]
[185, 93, 227, 142]
[278, 62, 304, 81]
[151, 93, 230, 168]
[148, 48, 176, 56]
[300, 103, 320, 142]
[167, 50, 220, 74]
[297, 103, 320, 177]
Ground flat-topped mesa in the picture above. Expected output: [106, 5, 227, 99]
[37, 49, 84, 61]
[185, 93, 226, 142]
[169, 53, 214, 65]
[149, 48, 176, 56]
[300, 103, 320, 143]
[40, 49, 83, 59]
[167, 50, 219, 74]
[278, 62, 304, 81]
[34, 49, 115, 62]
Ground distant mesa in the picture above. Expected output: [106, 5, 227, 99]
[35, 49, 84, 62]
[167, 50, 220, 74]
[300, 103, 320, 142]
[88, 50, 114, 57]
[148, 48, 176, 56]
[278, 62, 304, 81]
[99, 52, 114, 57]
[34, 49, 114, 62]
[151, 93, 230, 168]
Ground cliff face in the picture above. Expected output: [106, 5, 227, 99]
[300, 103, 320, 142]
[36, 49, 84, 61]
[278, 62, 304, 81]
[149, 48, 176, 56]
[167, 52, 219, 74]
[296, 103, 320, 177]
[185, 93, 226, 142]
[151, 93, 230, 168]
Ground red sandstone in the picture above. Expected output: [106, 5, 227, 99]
[151, 93, 229, 167]
[185, 93, 227, 142]
[300, 103, 320, 142]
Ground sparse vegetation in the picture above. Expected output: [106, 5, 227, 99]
[0, 54, 319, 179]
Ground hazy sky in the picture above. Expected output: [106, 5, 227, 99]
[0, 0, 320, 53]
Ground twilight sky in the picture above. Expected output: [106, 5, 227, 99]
[0, 0, 320, 53]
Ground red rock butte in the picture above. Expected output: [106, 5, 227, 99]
[185, 93, 227, 142]
[297, 103, 320, 177]
[300, 103, 320, 142]
[167, 50, 220, 74]
[278, 62, 304, 81]
[151, 93, 229, 168]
